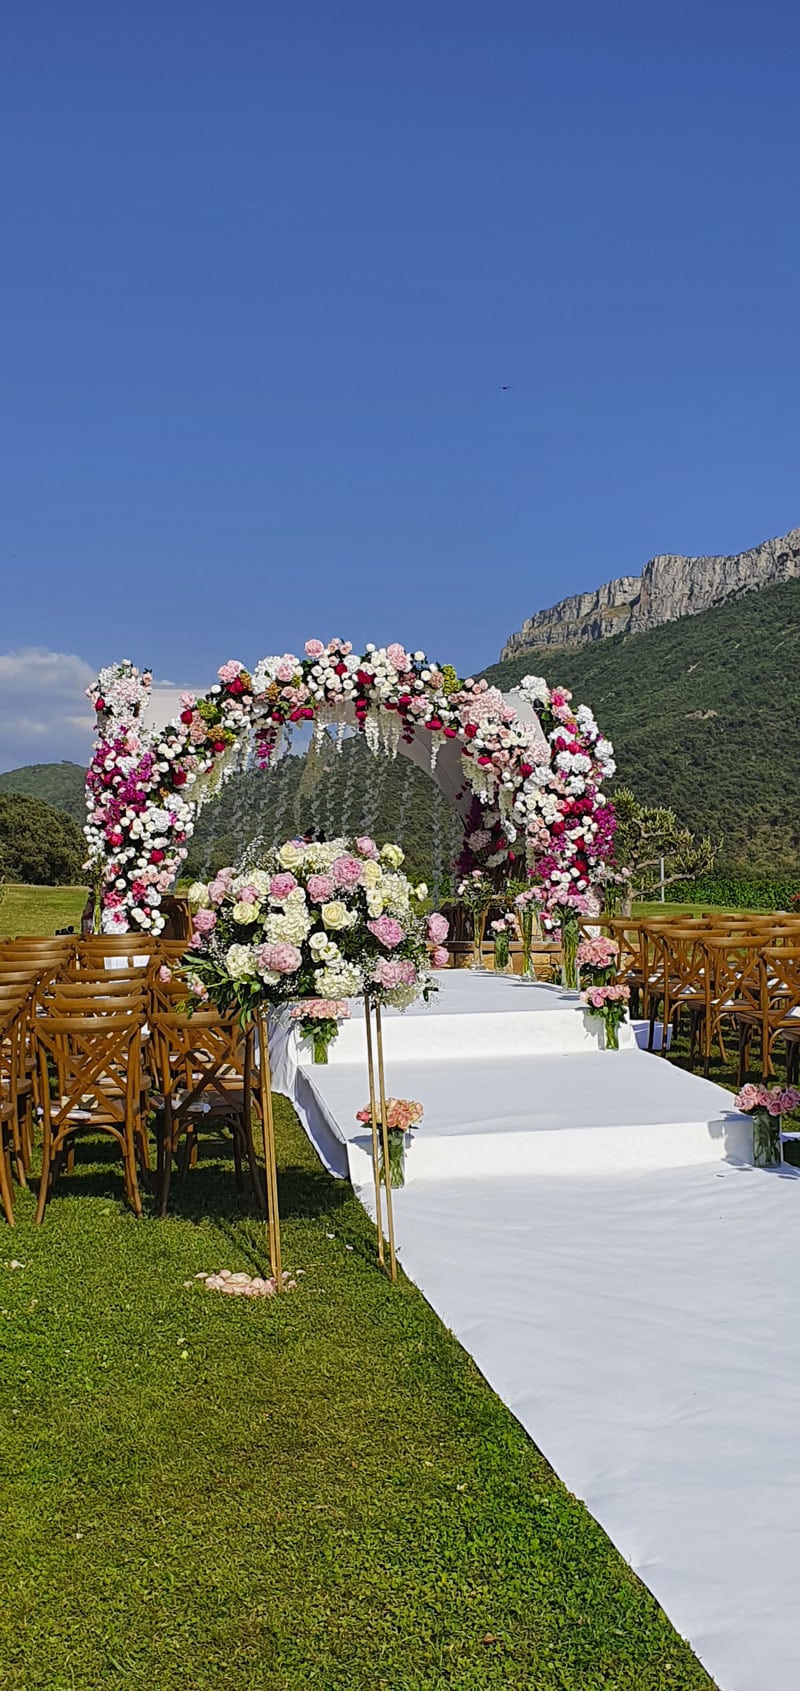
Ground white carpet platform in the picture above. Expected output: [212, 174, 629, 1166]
[278, 973, 798, 1689]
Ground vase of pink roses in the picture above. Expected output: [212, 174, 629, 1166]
[734, 1084, 800, 1167]
[490, 914, 516, 973]
[576, 935, 619, 987]
[290, 998, 351, 1063]
[581, 982, 630, 1049]
[356, 1097, 424, 1187]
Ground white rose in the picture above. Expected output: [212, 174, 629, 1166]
[188, 881, 210, 909]
[415, 883, 428, 900]
[321, 900, 351, 931]
[278, 841, 306, 871]
[232, 900, 260, 924]
[380, 843, 404, 869]
[360, 859, 382, 889]
[366, 890, 385, 918]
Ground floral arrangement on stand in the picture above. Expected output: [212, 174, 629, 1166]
[84, 644, 619, 936]
[355, 1098, 424, 1187]
[581, 982, 631, 1049]
[186, 835, 446, 1028]
[733, 1084, 800, 1167]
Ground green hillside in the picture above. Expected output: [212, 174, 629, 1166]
[0, 760, 86, 824]
[482, 576, 800, 873]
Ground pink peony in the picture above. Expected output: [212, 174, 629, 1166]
[368, 916, 404, 949]
[257, 941, 302, 975]
[218, 660, 244, 683]
[305, 639, 325, 658]
[192, 908, 217, 935]
[355, 835, 379, 859]
[236, 885, 259, 904]
[306, 873, 335, 904]
[432, 946, 449, 968]
[386, 643, 409, 671]
[427, 912, 449, 944]
[332, 854, 363, 888]
[270, 872, 297, 900]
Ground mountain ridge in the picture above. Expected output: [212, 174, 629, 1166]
[501, 525, 800, 658]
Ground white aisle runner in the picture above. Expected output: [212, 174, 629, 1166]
[280, 973, 799, 1689]
[381, 1161, 800, 1691]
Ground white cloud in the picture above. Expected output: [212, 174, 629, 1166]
[0, 649, 202, 773]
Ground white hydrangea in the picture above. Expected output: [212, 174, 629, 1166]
[314, 962, 363, 998]
[225, 944, 258, 979]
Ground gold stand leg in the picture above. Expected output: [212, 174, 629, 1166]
[363, 994, 385, 1266]
[374, 1002, 398, 1283]
[256, 1009, 283, 1290]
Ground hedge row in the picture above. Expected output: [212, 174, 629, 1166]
[641, 871, 800, 912]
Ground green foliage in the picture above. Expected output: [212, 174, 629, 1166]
[0, 793, 85, 885]
[0, 1107, 714, 1691]
[483, 577, 800, 873]
[0, 760, 86, 824]
[613, 785, 716, 903]
[184, 734, 463, 893]
[678, 870, 800, 911]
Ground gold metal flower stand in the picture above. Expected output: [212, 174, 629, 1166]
[256, 1008, 284, 1290]
[363, 993, 398, 1283]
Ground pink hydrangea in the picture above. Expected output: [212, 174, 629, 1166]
[332, 854, 363, 887]
[427, 912, 449, 944]
[257, 942, 302, 976]
[368, 916, 404, 949]
[192, 908, 217, 935]
[305, 639, 325, 658]
[306, 873, 335, 904]
[355, 836, 379, 859]
[218, 660, 244, 683]
[270, 872, 297, 900]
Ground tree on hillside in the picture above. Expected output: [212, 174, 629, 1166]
[612, 786, 717, 914]
[0, 794, 85, 886]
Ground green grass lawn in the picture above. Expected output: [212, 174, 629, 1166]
[0, 1105, 715, 1691]
[0, 883, 88, 936]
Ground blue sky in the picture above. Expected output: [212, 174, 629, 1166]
[1, 0, 799, 768]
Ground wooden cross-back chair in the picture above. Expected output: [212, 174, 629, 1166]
[34, 1006, 146, 1223]
[150, 1001, 263, 1216]
[736, 946, 800, 1084]
[0, 990, 33, 1223]
[0, 978, 39, 1187]
[647, 926, 712, 1065]
[699, 934, 767, 1076]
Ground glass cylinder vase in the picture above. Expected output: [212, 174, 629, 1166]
[312, 1031, 329, 1064]
[379, 1128, 408, 1188]
[752, 1108, 781, 1167]
[561, 916, 580, 992]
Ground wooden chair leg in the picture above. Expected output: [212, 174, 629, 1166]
[0, 1124, 15, 1226]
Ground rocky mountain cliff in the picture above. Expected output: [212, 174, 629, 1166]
[500, 526, 800, 658]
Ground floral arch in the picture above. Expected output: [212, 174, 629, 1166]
[84, 639, 618, 934]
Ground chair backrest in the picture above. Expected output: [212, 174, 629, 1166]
[36, 1012, 142, 1128]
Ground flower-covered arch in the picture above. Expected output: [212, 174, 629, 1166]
[84, 639, 617, 934]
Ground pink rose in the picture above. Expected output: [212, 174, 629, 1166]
[269, 872, 297, 900]
[306, 873, 334, 903]
[386, 642, 409, 672]
[208, 877, 230, 906]
[368, 916, 404, 949]
[275, 656, 297, 683]
[355, 836, 378, 859]
[332, 854, 363, 887]
[432, 946, 449, 968]
[305, 639, 325, 658]
[257, 941, 302, 975]
[192, 908, 217, 935]
[427, 912, 449, 944]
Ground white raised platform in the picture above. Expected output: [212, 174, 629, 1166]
[299, 1050, 752, 1185]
